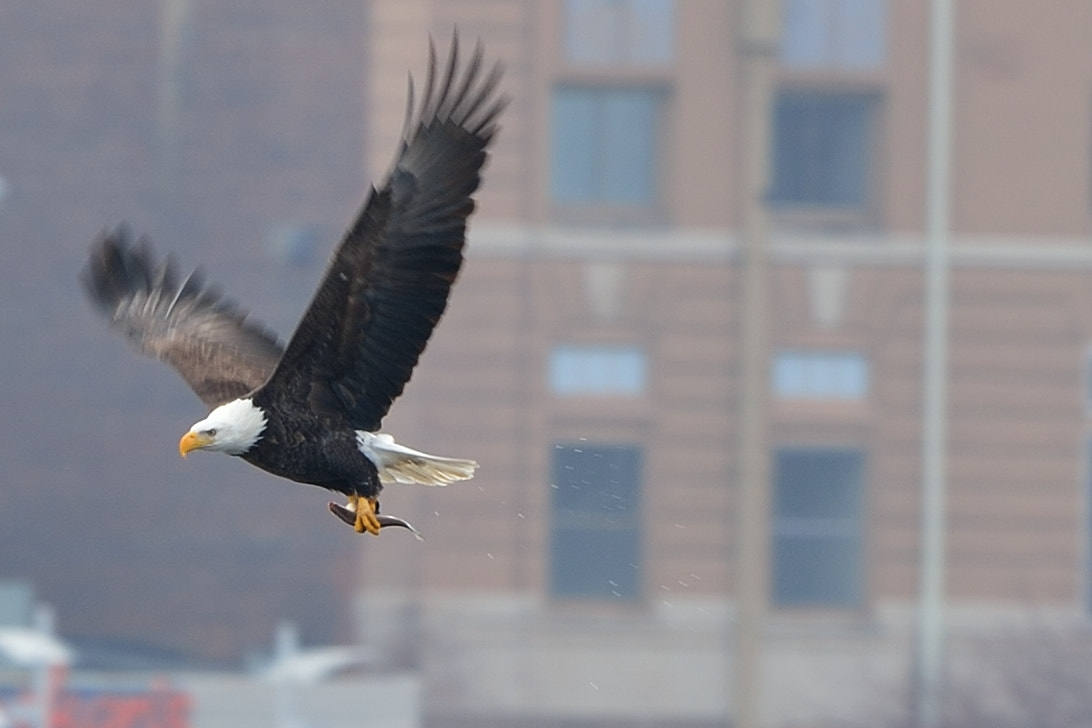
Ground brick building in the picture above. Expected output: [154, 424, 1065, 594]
[353, 1, 1092, 726]
[3, 1, 1092, 726]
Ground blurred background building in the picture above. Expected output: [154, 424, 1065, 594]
[3, 1, 1092, 727]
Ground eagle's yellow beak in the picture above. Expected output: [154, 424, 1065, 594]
[179, 430, 214, 458]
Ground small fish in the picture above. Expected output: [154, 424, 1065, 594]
[327, 501, 423, 540]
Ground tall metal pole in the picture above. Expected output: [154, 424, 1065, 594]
[158, 0, 192, 189]
[733, 2, 779, 727]
[915, 1, 955, 726]
[32, 606, 56, 728]
[273, 621, 301, 728]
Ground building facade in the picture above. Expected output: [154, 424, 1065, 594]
[352, 1, 1092, 726]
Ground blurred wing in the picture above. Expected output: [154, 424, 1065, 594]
[260, 35, 505, 431]
[81, 228, 285, 408]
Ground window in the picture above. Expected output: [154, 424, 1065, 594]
[772, 448, 865, 607]
[772, 350, 869, 401]
[550, 344, 647, 396]
[550, 86, 663, 208]
[563, 0, 674, 66]
[550, 444, 643, 600]
[770, 91, 878, 210]
[781, 0, 887, 70]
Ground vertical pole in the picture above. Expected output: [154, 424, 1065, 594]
[734, 2, 779, 727]
[32, 605, 57, 728]
[159, 0, 191, 188]
[916, 1, 955, 727]
[274, 621, 300, 728]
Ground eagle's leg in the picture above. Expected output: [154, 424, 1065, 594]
[347, 494, 382, 536]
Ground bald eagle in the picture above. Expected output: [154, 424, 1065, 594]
[81, 37, 504, 536]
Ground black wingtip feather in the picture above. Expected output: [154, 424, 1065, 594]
[83, 227, 168, 314]
[408, 32, 507, 143]
[81, 226, 142, 315]
[420, 36, 439, 128]
[447, 40, 483, 121]
[431, 32, 460, 122]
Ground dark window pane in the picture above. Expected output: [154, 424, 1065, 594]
[773, 535, 863, 606]
[772, 448, 865, 607]
[770, 91, 876, 208]
[775, 450, 863, 519]
[550, 444, 643, 600]
[551, 86, 661, 206]
[602, 90, 659, 203]
[551, 89, 598, 202]
[551, 525, 641, 599]
[553, 445, 641, 516]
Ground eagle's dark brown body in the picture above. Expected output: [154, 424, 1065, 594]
[241, 402, 380, 497]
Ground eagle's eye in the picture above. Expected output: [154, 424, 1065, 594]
[205, 428, 217, 437]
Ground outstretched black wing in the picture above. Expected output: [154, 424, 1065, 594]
[257, 35, 505, 431]
[81, 228, 285, 408]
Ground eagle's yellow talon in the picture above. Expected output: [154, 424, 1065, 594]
[348, 495, 382, 535]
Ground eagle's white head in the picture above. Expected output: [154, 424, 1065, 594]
[179, 398, 267, 457]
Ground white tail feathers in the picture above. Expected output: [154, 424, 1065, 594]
[356, 431, 478, 486]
